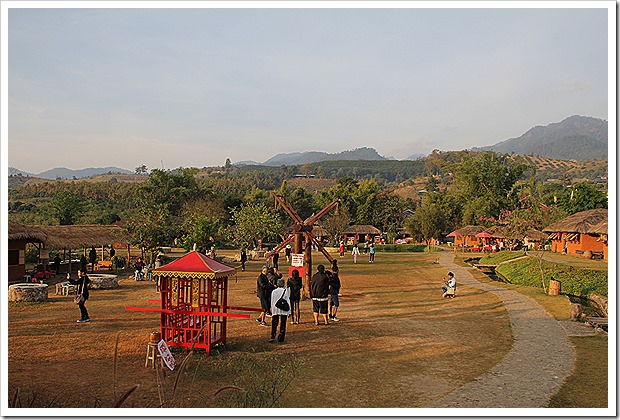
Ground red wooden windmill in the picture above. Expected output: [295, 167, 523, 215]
[266, 194, 340, 296]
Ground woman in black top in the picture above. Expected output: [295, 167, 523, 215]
[68, 270, 91, 323]
[287, 269, 303, 324]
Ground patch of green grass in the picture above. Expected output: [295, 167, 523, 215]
[496, 257, 608, 297]
[549, 335, 608, 408]
[478, 250, 525, 265]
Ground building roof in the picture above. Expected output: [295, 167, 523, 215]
[543, 208, 608, 235]
[342, 225, 382, 235]
[8, 221, 47, 243]
[154, 251, 236, 279]
[35, 224, 130, 249]
[449, 225, 486, 237]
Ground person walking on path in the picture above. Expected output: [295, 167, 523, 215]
[431, 252, 574, 408]
[240, 248, 247, 271]
[352, 245, 360, 264]
[285, 244, 292, 263]
[269, 278, 291, 343]
[328, 266, 341, 322]
[369, 243, 376, 263]
[256, 266, 273, 327]
[68, 270, 91, 323]
[287, 269, 303, 324]
[310, 264, 330, 325]
[272, 249, 279, 270]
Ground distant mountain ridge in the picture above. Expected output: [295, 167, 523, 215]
[474, 115, 607, 161]
[9, 166, 133, 180]
[261, 147, 387, 166]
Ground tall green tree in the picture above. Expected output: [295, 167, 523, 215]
[555, 182, 607, 215]
[229, 202, 283, 248]
[49, 191, 88, 225]
[406, 195, 446, 250]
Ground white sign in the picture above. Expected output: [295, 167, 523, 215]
[157, 339, 176, 370]
[291, 253, 304, 267]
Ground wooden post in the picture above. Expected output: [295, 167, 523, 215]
[303, 239, 312, 298]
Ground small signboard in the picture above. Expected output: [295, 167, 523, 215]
[291, 253, 304, 267]
[157, 339, 176, 370]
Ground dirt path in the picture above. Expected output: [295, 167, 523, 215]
[431, 253, 575, 408]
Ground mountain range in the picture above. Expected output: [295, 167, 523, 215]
[474, 115, 607, 160]
[9, 115, 607, 180]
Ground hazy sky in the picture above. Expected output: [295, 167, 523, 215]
[4, 2, 611, 174]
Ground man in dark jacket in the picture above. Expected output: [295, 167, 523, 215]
[89, 246, 97, 273]
[310, 264, 330, 325]
[256, 266, 273, 327]
[68, 270, 91, 323]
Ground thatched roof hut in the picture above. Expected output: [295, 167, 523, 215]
[343, 225, 382, 235]
[8, 221, 47, 243]
[543, 208, 608, 234]
[34, 224, 130, 249]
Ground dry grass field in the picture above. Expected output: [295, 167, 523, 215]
[9, 251, 521, 409]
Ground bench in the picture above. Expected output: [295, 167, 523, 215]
[95, 260, 113, 271]
[55, 281, 76, 296]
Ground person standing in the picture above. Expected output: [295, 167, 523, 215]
[89, 246, 97, 273]
[53, 254, 62, 276]
[310, 264, 330, 326]
[339, 241, 345, 257]
[369, 243, 376, 263]
[352, 245, 360, 264]
[285, 244, 292, 263]
[269, 278, 291, 343]
[80, 254, 88, 273]
[68, 270, 91, 323]
[272, 249, 279, 270]
[287, 269, 303, 324]
[240, 249, 247, 271]
[256, 267, 272, 327]
[329, 266, 341, 322]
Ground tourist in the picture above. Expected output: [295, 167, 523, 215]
[285, 244, 292, 263]
[89, 246, 97, 273]
[369, 243, 376, 263]
[80, 254, 88, 273]
[272, 248, 279, 270]
[442, 272, 457, 298]
[352, 244, 360, 264]
[68, 270, 91, 323]
[339, 241, 345, 257]
[287, 269, 303, 324]
[269, 278, 291, 343]
[53, 254, 62, 276]
[363, 241, 369, 254]
[134, 257, 145, 281]
[256, 266, 272, 327]
[329, 266, 341, 322]
[240, 248, 247, 271]
[310, 264, 330, 325]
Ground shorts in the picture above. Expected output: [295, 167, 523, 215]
[260, 297, 270, 311]
[330, 294, 339, 307]
[312, 298, 328, 314]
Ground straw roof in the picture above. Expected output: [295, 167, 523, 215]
[343, 225, 382, 235]
[543, 208, 608, 235]
[524, 228, 548, 242]
[312, 225, 329, 237]
[8, 221, 47, 243]
[34, 224, 130, 249]
[453, 225, 486, 237]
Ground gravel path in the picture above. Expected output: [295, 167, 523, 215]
[431, 252, 575, 408]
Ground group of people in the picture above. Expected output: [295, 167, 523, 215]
[350, 243, 376, 264]
[256, 260, 342, 343]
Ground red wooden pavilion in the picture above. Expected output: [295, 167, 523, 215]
[126, 251, 253, 355]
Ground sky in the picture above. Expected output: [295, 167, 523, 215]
[3, 1, 612, 174]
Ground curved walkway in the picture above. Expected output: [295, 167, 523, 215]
[431, 252, 575, 408]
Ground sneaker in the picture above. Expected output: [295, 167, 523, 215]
[259, 321, 269, 327]
[76, 318, 90, 323]
[332, 317, 340, 322]
[266, 313, 272, 317]
[256, 317, 262, 323]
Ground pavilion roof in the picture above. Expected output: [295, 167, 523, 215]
[8, 221, 47, 243]
[35, 224, 130, 249]
[543, 208, 608, 235]
[343, 225, 382, 235]
[154, 251, 236, 279]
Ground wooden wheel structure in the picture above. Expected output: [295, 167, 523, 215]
[266, 194, 340, 297]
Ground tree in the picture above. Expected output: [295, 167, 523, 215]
[49, 191, 87, 225]
[229, 202, 283, 248]
[135, 164, 148, 175]
[406, 196, 446, 250]
[555, 182, 607, 214]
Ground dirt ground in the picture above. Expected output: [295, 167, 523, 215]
[7, 251, 514, 408]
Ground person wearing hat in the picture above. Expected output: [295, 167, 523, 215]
[269, 278, 291, 343]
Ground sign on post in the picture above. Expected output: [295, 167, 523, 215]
[157, 339, 176, 370]
[291, 253, 304, 267]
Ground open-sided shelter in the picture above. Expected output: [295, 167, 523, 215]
[8, 221, 47, 282]
[447, 226, 486, 248]
[127, 251, 250, 355]
[342, 225, 382, 244]
[543, 208, 608, 260]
